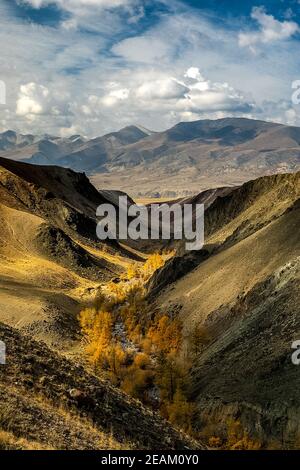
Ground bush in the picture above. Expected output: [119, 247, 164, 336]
[166, 389, 197, 434]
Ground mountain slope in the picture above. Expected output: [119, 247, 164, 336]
[0, 321, 202, 450]
[0, 125, 150, 170]
[191, 257, 300, 448]
[0, 158, 141, 353]
[148, 171, 300, 447]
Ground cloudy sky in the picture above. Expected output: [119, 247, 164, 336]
[0, 0, 300, 137]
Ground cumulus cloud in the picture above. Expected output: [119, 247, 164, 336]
[101, 88, 130, 107]
[239, 6, 299, 51]
[1, 2, 300, 136]
[16, 83, 48, 116]
[135, 78, 188, 100]
[92, 67, 254, 131]
[16, 82, 72, 129]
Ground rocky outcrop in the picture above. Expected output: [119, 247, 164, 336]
[190, 258, 300, 448]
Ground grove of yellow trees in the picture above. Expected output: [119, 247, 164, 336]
[79, 252, 198, 434]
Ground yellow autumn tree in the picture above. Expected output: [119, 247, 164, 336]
[142, 253, 164, 278]
[145, 315, 182, 355]
[79, 308, 113, 369]
[126, 263, 141, 280]
[166, 389, 197, 434]
[120, 352, 154, 400]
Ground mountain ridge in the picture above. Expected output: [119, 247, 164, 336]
[1, 117, 300, 198]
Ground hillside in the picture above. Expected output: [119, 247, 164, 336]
[0, 157, 208, 451]
[1, 154, 299, 448]
[1, 118, 300, 198]
[148, 171, 300, 447]
[0, 322, 201, 450]
[0, 157, 141, 354]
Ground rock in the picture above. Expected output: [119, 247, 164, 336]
[68, 388, 96, 410]
[39, 376, 48, 386]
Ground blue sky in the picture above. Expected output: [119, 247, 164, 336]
[0, 0, 300, 137]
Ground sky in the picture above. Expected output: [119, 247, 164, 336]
[0, 0, 300, 137]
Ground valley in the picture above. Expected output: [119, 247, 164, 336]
[2, 0, 300, 456]
[0, 130, 299, 450]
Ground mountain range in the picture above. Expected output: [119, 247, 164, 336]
[1, 118, 300, 198]
[0, 124, 299, 449]
[0, 154, 299, 448]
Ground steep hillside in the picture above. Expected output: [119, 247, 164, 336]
[0, 322, 201, 450]
[0, 158, 142, 353]
[148, 171, 300, 447]
[191, 257, 300, 448]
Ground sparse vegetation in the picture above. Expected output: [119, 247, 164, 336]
[79, 252, 196, 433]
[207, 419, 262, 450]
[0, 429, 54, 450]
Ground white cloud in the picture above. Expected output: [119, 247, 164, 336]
[101, 88, 130, 107]
[90, 67, 254, 131]
[184, 67, 205, 82]
[20, 0, 131, 9]
[20, 0, 140, 32]
[135, 78, 188, 100]
[285, 108, 297, 125]
[239, 6, 299, 51]
[1, 2, 300, 136]
[16, 82, 72, 129]
[16, 83, 48, 116]
[112, 36, 172, 63]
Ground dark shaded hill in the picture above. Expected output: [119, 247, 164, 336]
[0, 321, 202, 450]
[148, 171, 300, 447]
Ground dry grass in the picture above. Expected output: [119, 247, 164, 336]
[0, 429, 54, 450]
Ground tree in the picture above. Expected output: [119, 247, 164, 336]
[120, 352, 154, 400]
[189, 324, 211, 356]
[142, 253, 164, 278]
[126, 263, 140, 280]
[166, 389, 197, 433]
[79, 308, 113, 369]
[146, 315, 182, 355]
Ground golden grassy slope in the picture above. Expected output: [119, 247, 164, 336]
[0, 202, 141, 353]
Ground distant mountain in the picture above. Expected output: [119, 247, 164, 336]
[1, 118, 300, 197]
[91, 117, 300, 197]
[57, 125, 153, 172]
[0, 125, 152, 170]
[0, 130, 39, 151]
